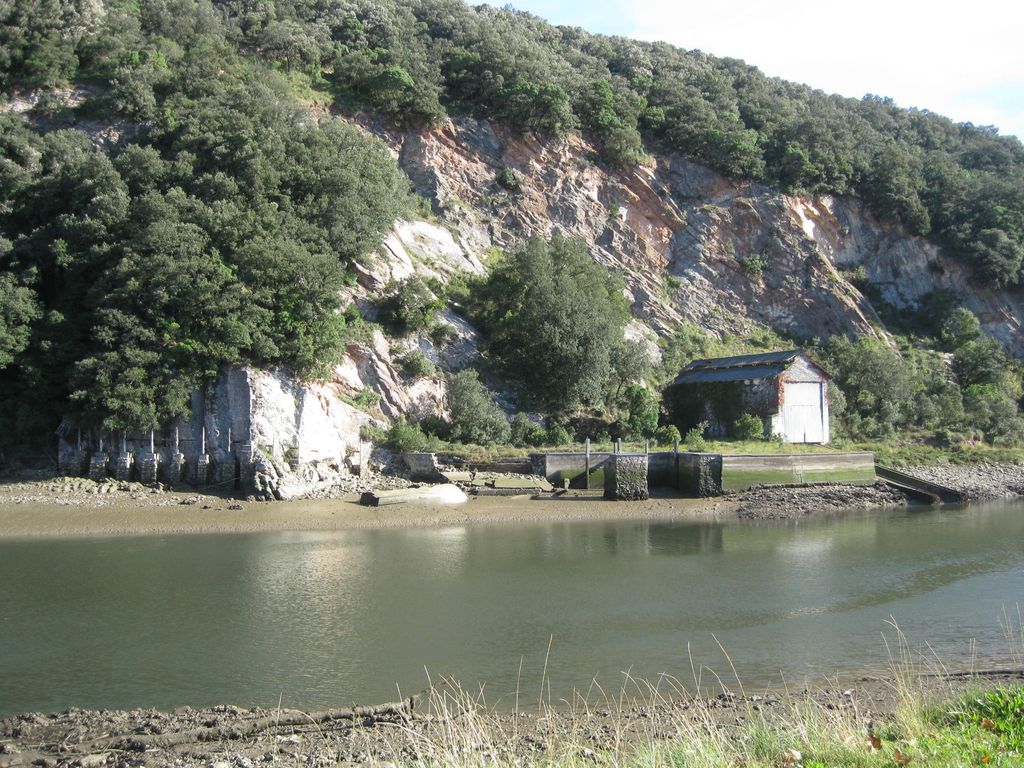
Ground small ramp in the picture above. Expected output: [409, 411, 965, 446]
[875, 464, 964, 504]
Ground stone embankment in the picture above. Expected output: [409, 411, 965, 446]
[902, 462, 1024, 501]
[733, 481, 908, 519]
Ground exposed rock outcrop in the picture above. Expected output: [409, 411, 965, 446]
[351, 114, 1023, 355]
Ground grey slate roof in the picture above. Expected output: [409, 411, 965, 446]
[671, 349, 803, 385]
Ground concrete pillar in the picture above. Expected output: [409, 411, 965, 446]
[191, 454, 211, 486]
[138, 452, 160, 484]
[355, 440, 372, 476]
[236, 442, 256, 492]
[88, 453, 109, 481]
[604, 454, 649, 501]
[59, 448, 88, 477]
[113, 451, 133, 481]
[162, 452, 185, 484]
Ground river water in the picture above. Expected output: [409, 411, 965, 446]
[1, 501, 1022, 716]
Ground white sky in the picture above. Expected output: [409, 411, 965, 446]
[492, 0, 1024, 140]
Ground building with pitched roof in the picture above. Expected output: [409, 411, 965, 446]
[666, 350, 831, 444]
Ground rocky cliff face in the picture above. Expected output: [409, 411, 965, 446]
[34, 104, 1024, 483]
[350, 115, 1023, 357]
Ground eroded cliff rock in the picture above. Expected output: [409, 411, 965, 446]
[351, 114, 1023, 356]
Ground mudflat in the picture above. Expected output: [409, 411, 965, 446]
[0, 478, 736, 538]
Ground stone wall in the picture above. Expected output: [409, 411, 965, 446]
[676, 452, 724, 497]
[604, 454, 649, 501]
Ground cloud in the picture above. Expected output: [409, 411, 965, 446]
[626, 0, 1024, 139]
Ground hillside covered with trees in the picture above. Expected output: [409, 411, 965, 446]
[1, 0, 1023, 458]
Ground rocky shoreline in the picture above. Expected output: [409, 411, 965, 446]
[732, 481, 909, 520]
[1, 671, 1021, 768]
[903, 461, 1024, 501]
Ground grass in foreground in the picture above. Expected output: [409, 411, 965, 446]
[378, 680, 1024, 767]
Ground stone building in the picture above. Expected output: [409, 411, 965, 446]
[667, 350, 831, 444]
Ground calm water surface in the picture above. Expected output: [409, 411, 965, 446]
[1, 501, 1022, 715]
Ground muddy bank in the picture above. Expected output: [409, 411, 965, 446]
[904, 461, 1024, 501]
[5, 460, 1021, 537]
[732, 481, 908, 519]
[1, 672, 1020, 768]
[0, 477, 735, 538]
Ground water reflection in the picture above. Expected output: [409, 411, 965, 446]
[0, 501, 1022, 716]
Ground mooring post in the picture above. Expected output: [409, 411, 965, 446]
[645, 439, 650, 455]
[585, 437, 591, 491]
[149, 430, 155, 453]
[673, 438, 679, 454]
[200, 426, 206, 455]
[77, 429, 82, 451]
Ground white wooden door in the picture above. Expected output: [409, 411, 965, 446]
[783, 382, 824, 443]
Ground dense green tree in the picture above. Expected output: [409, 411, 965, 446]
[445, 369, 510, 445]
[472, 234, 628, 414]
[619, 383, 658, 439]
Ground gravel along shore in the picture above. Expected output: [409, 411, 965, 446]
[733, 481, 908, 520]
[904, 461, 1024, 501]
[1, 672, 1020, 768]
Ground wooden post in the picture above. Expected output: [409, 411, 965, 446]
[645, 439, 650, 455]
[172, 426, 179, 455]
[673, 438, 679, 454]
[585, 438, 591, 491]
[77, 429, 82, 451]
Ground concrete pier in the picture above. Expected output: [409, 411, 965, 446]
[137, 452, 160, 484]
[113, 452, 133, 481]
[59, 449, 88, 477]
[191, 455, 211, 486]
[604, 454, 649, 501]
[87, 453, 109, 481]
[236, 443, 256, 490]
[161, 452, 185, 484]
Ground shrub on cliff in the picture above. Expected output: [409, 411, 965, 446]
[470, 234, 628, 416]
[445, 370, 511, 446]
[379, 278, 445, 335]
